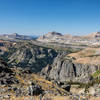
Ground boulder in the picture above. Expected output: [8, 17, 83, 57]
[28, 82, 44, 96]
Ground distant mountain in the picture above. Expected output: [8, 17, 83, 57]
[37, 31, 63, 42]
[45, 31, 62, 36]
[84, 32, 100, 38]
[37, 31, 100, 45]
[0, 33, 32, 40]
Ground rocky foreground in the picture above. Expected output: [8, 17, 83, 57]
[0, 58, 100, 100]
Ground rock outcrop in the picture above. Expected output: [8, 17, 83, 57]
[28, 82, 43, 96]
[41, 53, 100, 83]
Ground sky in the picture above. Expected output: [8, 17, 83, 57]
[0, 0, 100, 36]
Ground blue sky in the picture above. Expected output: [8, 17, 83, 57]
[0, 0, 100, 36]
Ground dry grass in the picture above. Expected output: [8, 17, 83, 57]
[0, 67, 68, 100]
[2, 95, 100, 100]
[68, 47, 100, 65]
[12, 68, 68, 96]
[90, 97, 100, 100]
[2, 95, 71, 100]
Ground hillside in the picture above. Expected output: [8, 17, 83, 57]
[0, 55, 100, 100]
[68, 47, 100, 65]
[0, 39, 100, 99]
[84, 32, 100, 38]
[0, 58, 70, 100]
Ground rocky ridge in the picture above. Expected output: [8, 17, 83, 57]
[37, 31, 100, 45]
[0, 33, 32, 40]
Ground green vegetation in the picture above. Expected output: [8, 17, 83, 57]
[92, 70, 100, 78]
[15, 59, 20, 63]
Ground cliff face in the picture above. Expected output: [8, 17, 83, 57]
[41, 53, 100, 83]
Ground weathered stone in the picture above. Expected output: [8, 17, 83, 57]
[41, 53, 100, 83]
[28, 83, 44, 96]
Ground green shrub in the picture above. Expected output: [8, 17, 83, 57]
[92, 70, 100, 78]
